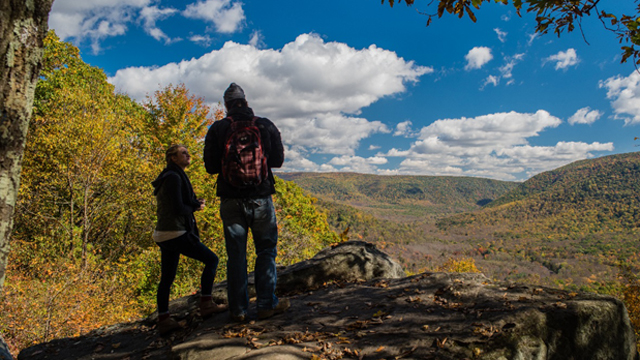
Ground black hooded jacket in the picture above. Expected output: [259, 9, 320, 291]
[203, 106, 284, 198]
[151, 162, 201, 233]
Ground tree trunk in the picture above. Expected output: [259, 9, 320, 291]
[0, 0, 53, 294]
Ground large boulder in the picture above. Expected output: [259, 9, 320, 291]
[276, 240, 406, 291]
[17, 243, 639, 360]
[18, 271, 639, 360]
[171, 272, 640, 360]
[206, 240, 405, 303]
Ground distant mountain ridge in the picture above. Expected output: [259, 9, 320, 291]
[277, 172, 517, 221]
[439, 151, 640, 234]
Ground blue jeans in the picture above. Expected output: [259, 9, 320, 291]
[156, 233, 219, 314]
[220, 196, 279, 317]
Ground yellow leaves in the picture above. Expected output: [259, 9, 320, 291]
[374, 280, 388, 288]
[405, 296, 422, 303]
[436, 257, 481, 273]
[472, 322, 500, 338]
[372, 310, 388, 318]
[554, 302, 568, 309]
[0, 260, 146, 354]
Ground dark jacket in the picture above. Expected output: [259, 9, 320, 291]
[151, 162, 201, 233]
[204, 106, 284, 198]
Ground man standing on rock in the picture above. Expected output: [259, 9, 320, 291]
[204, 83, 288, 322]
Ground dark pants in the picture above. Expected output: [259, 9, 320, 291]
[220, 196, 279, 317]
[156, 233, 219, 314]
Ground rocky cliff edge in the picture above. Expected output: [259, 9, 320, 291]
[18, 241, 639, 360]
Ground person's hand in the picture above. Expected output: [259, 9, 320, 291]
[197, 199, 206, 211]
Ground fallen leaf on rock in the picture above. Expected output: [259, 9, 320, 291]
[374, 281, 388, 288]
[376, 346, 386, 352]
[347, 320, 370, 330]
[343, 347, 362, 358]
[373, 310, 388, 318]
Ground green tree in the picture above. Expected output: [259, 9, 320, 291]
[3, 31, 155, 352]
[17, 31, 154, 268]
[2, 32, 340, 356]
[383, 0, 640, 65]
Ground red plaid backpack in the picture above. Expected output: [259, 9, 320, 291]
[221, 116, 268, 189]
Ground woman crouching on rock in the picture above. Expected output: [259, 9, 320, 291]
[151, 144, 227, 335]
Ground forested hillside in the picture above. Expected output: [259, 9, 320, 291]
[281, 156, 640, 329]
[278, 172, 517, 221]
[4, 30, 640, 358]
[438, 151, 640, 235]
[0, 32, 337, 355]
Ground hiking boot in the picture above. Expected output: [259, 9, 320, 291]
[157, 317, 183, 335]
[230, 313, 246, 322]
[258, 298, 290, 320]
[200, 300, 228, 318]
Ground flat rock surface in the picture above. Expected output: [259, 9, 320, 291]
[19, 272, 638, 360]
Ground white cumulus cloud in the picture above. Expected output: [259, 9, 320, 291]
[189, 34, 213, 46]
[48, 0, 245, 52]
[328, 155, 388, 173]
[544, 48, 579, 70]
[249, 30, 266, 48]
[465, 47, 493, 70]
[139, 6, 179, 43]
[382, 110, 612, 180]
[482, 75, 499, 88]
[49, 0, 149, 52]
[568, 107, 603, 125]
[600, 71, 640, 125]
[494, 28, 507, 43]
[109, 33, 430, 158]
[393, 120, 417, 137]
[183, 0, 245, 33]
[500, 53, 524, 80]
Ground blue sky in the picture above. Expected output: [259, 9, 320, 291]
[48, 0, 640, 181]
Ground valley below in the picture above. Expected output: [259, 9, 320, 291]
[278, 151, 640, 295]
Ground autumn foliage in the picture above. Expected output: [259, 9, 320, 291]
[0, 31, 336, 356]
